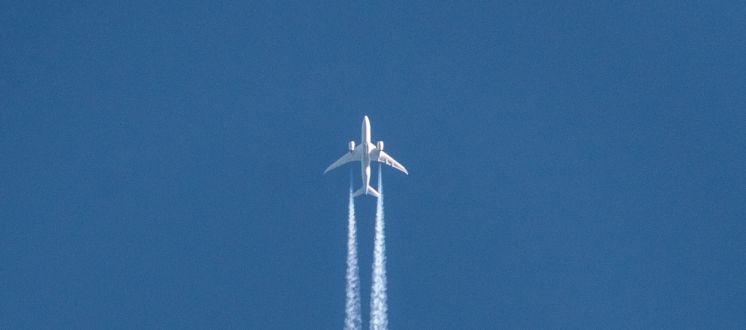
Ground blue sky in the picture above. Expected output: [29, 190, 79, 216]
[2, 1, 745, 328]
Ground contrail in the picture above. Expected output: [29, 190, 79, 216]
[345, 180, 362, 330]
[370, 165, 388, 330]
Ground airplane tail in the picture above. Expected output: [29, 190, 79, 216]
[353, 185, 380, 198]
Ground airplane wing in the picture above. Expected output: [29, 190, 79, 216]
[373, 149, 409, 175]
[324, 146, 363, 174]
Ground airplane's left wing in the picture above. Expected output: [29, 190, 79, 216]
[324, 147, 363, 174]
[373, 150, 409, 175]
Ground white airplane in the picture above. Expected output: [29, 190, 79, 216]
[324, 115, 408, 197]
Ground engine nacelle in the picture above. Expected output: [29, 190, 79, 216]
[377, 141, 384, 151]
[348, 141, 356, 152]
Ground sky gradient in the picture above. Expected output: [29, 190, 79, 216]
[2, 1, 745, 328]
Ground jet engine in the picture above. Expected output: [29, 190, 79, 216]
[377, 141, 384, 151]
[348, 141, 356, 152]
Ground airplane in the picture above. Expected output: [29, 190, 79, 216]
[324, 115, 408, 197]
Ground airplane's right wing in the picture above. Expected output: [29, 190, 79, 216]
[374, 150, 409, 175]
[324, 146, 363, 174]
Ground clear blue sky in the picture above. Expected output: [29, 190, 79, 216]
[2, 1, 745, 328]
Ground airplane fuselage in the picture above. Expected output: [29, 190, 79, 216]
[360, 116, 372, 193]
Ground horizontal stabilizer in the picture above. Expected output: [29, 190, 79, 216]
[353, 186, 380, 198]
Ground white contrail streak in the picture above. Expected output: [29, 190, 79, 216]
[345, 182, 362, 330]
[370, 166, 388, 330]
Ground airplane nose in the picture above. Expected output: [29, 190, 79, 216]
[364, 115, 370, 124]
